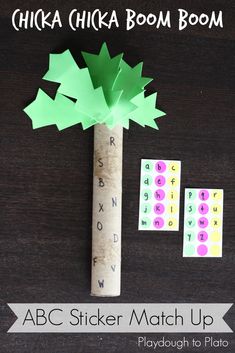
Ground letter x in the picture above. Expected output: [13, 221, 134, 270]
[99, 203, 104, 212]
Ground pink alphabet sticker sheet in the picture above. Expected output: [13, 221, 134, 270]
[183, 188, 224, 257]
[138, 159, 181, 231]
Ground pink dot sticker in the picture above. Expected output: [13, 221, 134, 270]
[198, 231, 208, 242]
[155, 161, 166, 173]
[197, 244, 208, 256]
[154, 189, 165, 201]
[155, 175, 166, 187]
[198, 217, 208, 228]
[199, 189, 209, 201]
[198, 203, 209, 215]
[153, 217, 164, 229]
[154, 203, 165, 215]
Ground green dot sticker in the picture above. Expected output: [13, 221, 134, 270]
[184, 230, 195, 242]
[186, 216, 196, 228]
[140, 217, 151, 229]
[141, 189, 152, 202]
[184, 244, 195, 256]
[186, 189, 196, 201]
[143, 161, 153, 172]
[141, 203, 151, 214]
[186, 203, 196, 214]
[142, 175, 153, 187]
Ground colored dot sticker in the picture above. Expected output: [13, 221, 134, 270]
[167, 176, 179, 187]
[141, 189, 152, 201]
[167, 218, 177, 229]
[155, 161, 166, 173]
[186, 203, 196, 214]
[167, 204, 178, 215]
[210, 245, 221, 257]
[154, 203, 165, 215]
[198, 217, 208, 228]
[211, 204, 221, 215]
[155, 175, 166, 187]
[197, 231, 208, 242]
[211, 190, 223, 200]
[198, 203, 209, 215]
[154, 189, 165, 201]
[167, 190, 178, 201]
[197, 244, 208, 256]
[142, 175, 153, 187]
[211, 231, 221, 242]
[143, 161, 153, 172]
[186, 217, 196, 228]
[184, 244, 195, 256]
[141, 203, 151, 214]
[211, 218, 221, 228]
[199, 189, 209, 201]
[153, 217, 164, 229]
[184, 231, 195, 242]
[140, 217, 151, 228]
[186, 189, 196, 201]
[168, 161, 179, 173]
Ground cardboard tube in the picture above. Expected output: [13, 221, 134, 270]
[91, 124, 123, 297]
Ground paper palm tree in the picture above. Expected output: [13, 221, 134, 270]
[24, 43, 165, 297]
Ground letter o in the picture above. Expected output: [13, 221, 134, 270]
[97, 221, 103, 231]
[189, 14, 199, 25]
[136, 13, 146, 25]
[147, 14, 156, 25]
[199, 14, 209, 25]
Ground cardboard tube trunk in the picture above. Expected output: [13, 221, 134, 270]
[91, 124, 123, 297]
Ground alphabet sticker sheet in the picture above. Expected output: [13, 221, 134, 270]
[138, 159, 181, 231]
[183, 188, 224, 257]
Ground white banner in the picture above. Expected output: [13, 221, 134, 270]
[7, 303, 233, 333]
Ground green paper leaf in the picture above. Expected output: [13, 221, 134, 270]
[129, 92, 166, 129]
[24, 89, 56, 129]
[24, 89, 85, 130]
[43, 50, 78, 83]
[113, 60, 152, 101]
[82, 43, 123, 94]
[75, 86, 111, 124]
[24, 43, 166, 131]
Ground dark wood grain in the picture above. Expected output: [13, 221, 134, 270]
[0, 0, 234, 352]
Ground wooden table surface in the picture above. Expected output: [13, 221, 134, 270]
[0, 0, 234, 352]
